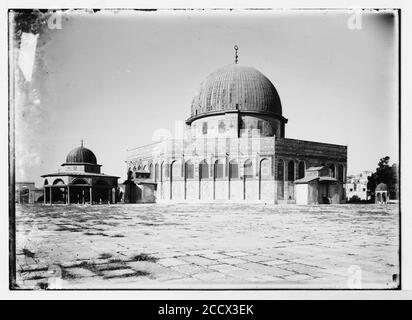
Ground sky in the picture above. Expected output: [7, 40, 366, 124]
[13, 9, 399, 186]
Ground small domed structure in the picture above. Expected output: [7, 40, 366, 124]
[66, 145, 97, 165]
[41, 141, 119, 205]
[375, 183, 389, 204]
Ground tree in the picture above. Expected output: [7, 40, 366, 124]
[367, 156, 398, 201]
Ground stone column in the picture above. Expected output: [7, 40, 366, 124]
[90, 187, 93, 205]
[108, 188, 111, 204]
[44, 188, 46, 205]
[49, 187, 52, 206]
[67, 186, 70, 205]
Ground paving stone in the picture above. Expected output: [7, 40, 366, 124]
[237, 262, 295, 278]
[157, 258, 188, 267]
[208, 264, 246, 273]
[66, 267, 97, 278]
[223, 251, 252, 257]
[201, 253, 230, 260]
[261, 259, 288, 266]
[277, 263, 325, 275]
[192, 271, 234, 282]
[170, 264, 211, 275]
[126, 261, 169, 274]
[219, 257, 248, 265]
[179, 255, 219, 266]
[284, 274, 314, 281]
[102, 268, 137, 279]
[239, 255, 272, 263]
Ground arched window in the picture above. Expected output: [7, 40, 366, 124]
[72, 178, 88, 185]
[185, 160, 194, 179]
[171, 161, 181, 179]
[138, 165, 142, 170]
[53, 179, 65, 185]
[277, 159, 284, 181]
[244, 159, 253, 178]
[330, 164, 336, 178]
[260, 158, 271, 177]
[202, 122, 208, 135]
[229, 160, 239, 179]
[214, 160, 224, 179]
[218, 120, 226, 133]
[288, 161, 295, 181]
[155, 163, 159, 182]
[164, 162, 170, 178]
[199, 160, 209, 179]
[298, 161, 305, 179]
[44, 179, 49, 185]
[338, 164, 344, 182]
[149, 163, 153, 178]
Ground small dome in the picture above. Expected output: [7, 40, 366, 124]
[376, 183, 388, 191]
[66, 144, 97, 165]
[188, 64, 282, 123]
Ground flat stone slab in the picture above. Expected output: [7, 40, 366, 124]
[14, 203, 399, 289]
[179, 255, 219, 266]
[157, 258, 188, 267]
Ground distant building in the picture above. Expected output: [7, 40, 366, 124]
[346, 171, 372, 201]
[125, 48, 348, 204]
[15, 182, 43, 204]
[375, 183, 389, 204]
[41, 142, 119, 205]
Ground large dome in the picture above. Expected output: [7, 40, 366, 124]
[65, 145, 97, 165]
[187, 64, 282, 123]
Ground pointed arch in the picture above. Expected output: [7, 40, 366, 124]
[214, 159, 224, 179]
[199, 160, 209, 180]
[259, 158, 271, 177]
[148, 163, 153, 178]
[338, 164, 344, 182]
[185, 160, 194, 179]
[330, 164, 336, 178]
[243, 159, 253, 178]
[229, 159, 239, 179]
[160, 162, 164, 182]
[298, 160, 305, 179]
[287, 160, 295, 181]
[155, 163, 159, 182]
[277, 159, 284, 181]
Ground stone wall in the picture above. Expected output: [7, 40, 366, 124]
[126, 136, 347, 204]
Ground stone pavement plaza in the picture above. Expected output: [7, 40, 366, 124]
[15, 203, 399, 289]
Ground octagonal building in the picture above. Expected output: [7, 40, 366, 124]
[41, 142, 119, 205]
[125, 50, 347, 204]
